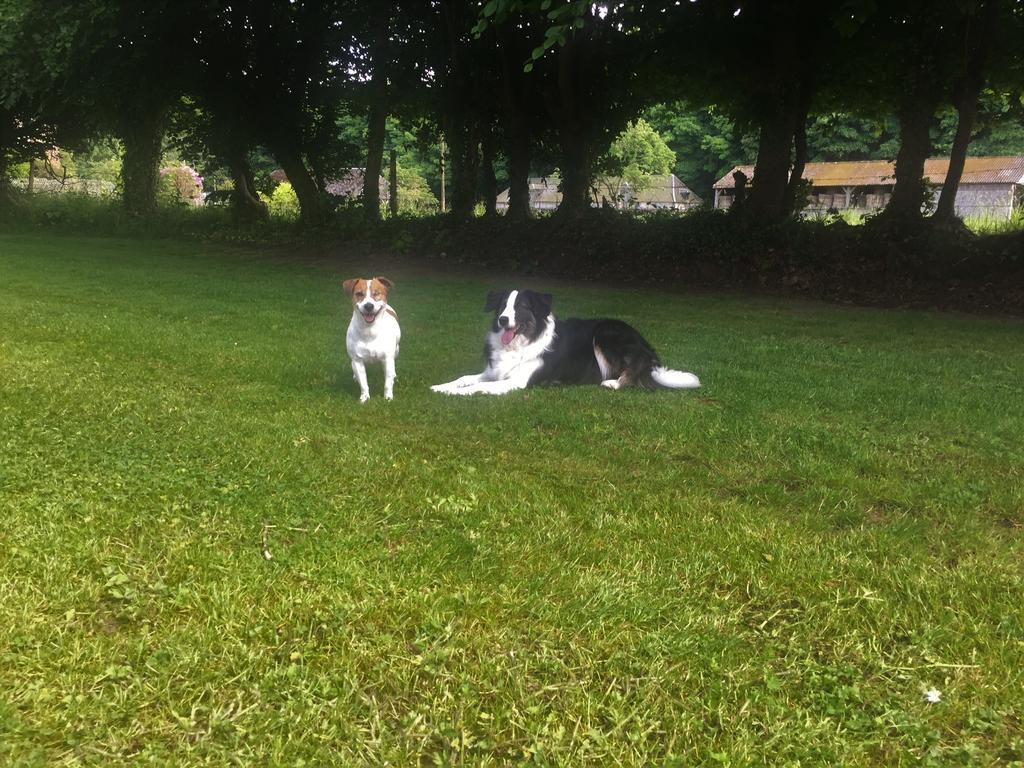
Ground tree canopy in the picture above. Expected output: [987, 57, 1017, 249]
[1, 0, 1021, 226]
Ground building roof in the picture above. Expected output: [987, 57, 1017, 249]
[713, 156, 1024, 189]
[496, 174, 702, 207]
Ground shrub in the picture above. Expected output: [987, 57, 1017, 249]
[158, 165, 203, 207]
[392, 164, 439, 216]
[264, 182, 300, 219]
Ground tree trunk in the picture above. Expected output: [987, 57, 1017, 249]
[447, 116, 479, 220]
[555, 37, 592, 218]
[506, 130, 531, 221]
[887, 98, 937, 220]
[0, 150, 10, 201]
[934, 95, 978, 221]
[935, 0, 997, 221]
[499, 24, 532, 221]
[120, 107, 165, 216]
[480, 120, 497, 217]
[440, 0, 479, 221]
[784, 89, 811, 216]
[558, 131, 591, 216]
[389, 149, 398, 217]
[229, 153, 268, 221]
[746, 106, 796, 222]
[276, 148, 323, 225]
[439, 135, 446, 213]
[363, 97, 387, 222]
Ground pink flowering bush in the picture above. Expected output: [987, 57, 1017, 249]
[158, 165, 204, 206]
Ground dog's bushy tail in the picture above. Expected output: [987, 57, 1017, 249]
[648, 366, 700, 390]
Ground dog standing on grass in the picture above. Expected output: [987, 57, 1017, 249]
[343, 277, 400, 402]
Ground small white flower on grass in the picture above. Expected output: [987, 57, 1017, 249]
[924, 687, 942, 703]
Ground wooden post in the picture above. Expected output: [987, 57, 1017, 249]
[389, 149, 398, 217]
[439, 134, 446, 213]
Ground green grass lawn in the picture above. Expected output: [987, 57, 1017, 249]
[1, 233, 1023, 766]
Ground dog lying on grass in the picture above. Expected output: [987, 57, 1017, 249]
[431, 289, 699, 396]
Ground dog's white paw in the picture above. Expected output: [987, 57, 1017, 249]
[384, 392, 394, 401]
[359, 393, 370, 403]
[430, 384, 452, 394]
[601, 379, 622, 390]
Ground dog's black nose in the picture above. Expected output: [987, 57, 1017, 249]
[498, 315, 511, 328]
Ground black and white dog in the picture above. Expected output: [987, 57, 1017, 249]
[430, 289, 700, 396]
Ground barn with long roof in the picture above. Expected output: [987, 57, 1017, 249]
[712, 156, 1024, 219]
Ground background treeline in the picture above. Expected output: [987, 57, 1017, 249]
[2, 1, 1023, 225]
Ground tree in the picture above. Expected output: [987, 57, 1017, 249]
[185, 1, 363, 225]
[477, 1, 657, 219]
[361, 10, 390, 223]
[934, 0, 1015, 221]
[0, 0, 100, 196]
[606, 119, 674, 175]
[601, 118, 675, 194]
[78, 0, 201, 215]
[847, 0, 960, 223]
[495, 12, 541, 220]
[439, 0, 489, 220]
[168, 102, 268, 221]
[643, 102, 757, 199]
[356, 2, 437, 222]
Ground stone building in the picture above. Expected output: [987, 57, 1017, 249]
[712, 156, 1024, 219]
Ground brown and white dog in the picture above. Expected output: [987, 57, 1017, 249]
[343, 277, 400, 402]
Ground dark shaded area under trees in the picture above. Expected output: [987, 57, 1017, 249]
[1, 0, 1023, 312]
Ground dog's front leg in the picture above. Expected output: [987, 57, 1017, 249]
[351, 359, 370, 402]
[430, 372, 485, 394]
[383, 356, 396, 401]
[451, 377, 529, 396]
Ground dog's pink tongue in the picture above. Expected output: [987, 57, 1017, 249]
[501, 328, 516, 345]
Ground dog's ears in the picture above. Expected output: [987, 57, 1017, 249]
[527, 291, 553, 317]
[375, 276, 394, 290]
[484, 290, 509, 312]
[342, 278, 359, 296]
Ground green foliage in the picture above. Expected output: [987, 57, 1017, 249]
[643, 102, 757, 199]
[333, 111, 445, 206]
[806, 113, 901, 161]
[473, 0, 588, 70]
[265, 182, 300, 220]
[386, 118, 444, 199]
[391, 163, 439, 216]
[602, 118, 676, 193]
[965, 209, 1024, 235]
[0, 0, 101, 170]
